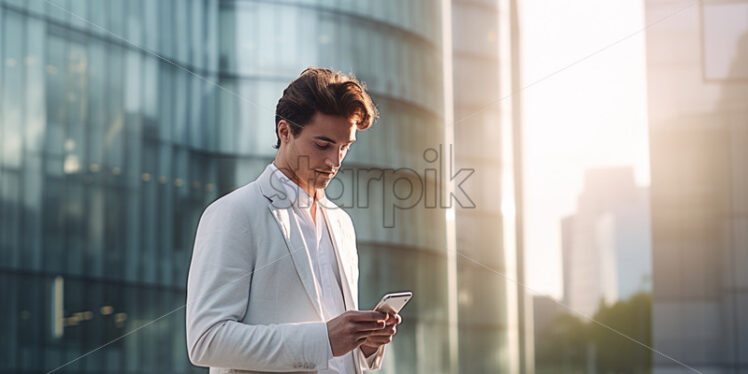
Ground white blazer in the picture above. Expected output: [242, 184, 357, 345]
[186, 165, 386, 373]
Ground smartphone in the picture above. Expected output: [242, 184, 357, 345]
[373, 291, 413, 315]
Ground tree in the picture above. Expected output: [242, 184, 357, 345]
[590, 292, 652, 374]
[535, 292, 652, 374]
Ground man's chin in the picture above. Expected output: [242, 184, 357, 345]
[313, 173, 334, 185]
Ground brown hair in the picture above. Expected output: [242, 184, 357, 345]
[274, 67, 379, 149]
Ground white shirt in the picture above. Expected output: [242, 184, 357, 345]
[269, 163, 357, 374]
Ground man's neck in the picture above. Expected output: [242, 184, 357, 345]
[272, 160, 319, 201]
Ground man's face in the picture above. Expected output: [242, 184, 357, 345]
[277, 112, 357, 192]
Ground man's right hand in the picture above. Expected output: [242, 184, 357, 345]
[326, 310, 388, 357]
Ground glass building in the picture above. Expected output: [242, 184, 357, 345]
[451, 0, 528, 373]
[0, 0, 524, 373]
[646, 0, 748, 372]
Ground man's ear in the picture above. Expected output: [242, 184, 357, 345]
[278, 120, 291, 144]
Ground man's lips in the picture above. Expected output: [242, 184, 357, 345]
[316, 169, 335, 176]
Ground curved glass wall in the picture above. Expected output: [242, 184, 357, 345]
[452, 0, 514, 372]
[0, 0, 461, 373]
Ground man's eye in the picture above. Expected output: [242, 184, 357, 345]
[315, 143, 329, 150]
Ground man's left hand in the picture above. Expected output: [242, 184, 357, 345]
[360, 313, 402, 357]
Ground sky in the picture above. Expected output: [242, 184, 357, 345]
[519, 0, 650, 299]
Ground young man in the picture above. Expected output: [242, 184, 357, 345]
[186, 68, 401, 374]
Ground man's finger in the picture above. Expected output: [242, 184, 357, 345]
[355, 328, 385, 340]
[364, 335, 394, 345]
[352, 320, 387, 331]
[349, 311, 387, 322]
[353, 336, 370, 349]
[384, 313, 401, 325]
[363, 326, 396, 337]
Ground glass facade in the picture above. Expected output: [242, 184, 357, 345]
[646, 0, 748, 372]
[0, 0, 522, 373]
[451, 0, 520, 372]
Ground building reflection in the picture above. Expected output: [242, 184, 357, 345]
[646, 0, 748, 372]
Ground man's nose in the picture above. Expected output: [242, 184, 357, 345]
[327, 150, 342, 169]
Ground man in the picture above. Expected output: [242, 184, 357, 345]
[186, 68, 401, 373]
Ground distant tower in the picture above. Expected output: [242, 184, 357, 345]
[561, 167, 652, 318]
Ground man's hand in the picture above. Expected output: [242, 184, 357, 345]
[360, 313, 402, 357]
[326, 310, 388, 357]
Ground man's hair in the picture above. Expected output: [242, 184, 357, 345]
[274, 67, 379, 149]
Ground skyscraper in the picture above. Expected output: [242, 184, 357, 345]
[645, 0, 748, 372]
[561, 167, 651, 318]
[451, 0, 528, 372]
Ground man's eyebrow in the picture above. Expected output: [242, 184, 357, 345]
[314, 135, 356, 144]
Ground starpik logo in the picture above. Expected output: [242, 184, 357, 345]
[268, 145, 475, 228]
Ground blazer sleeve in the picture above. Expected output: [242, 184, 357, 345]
[185, 199, 330, 372]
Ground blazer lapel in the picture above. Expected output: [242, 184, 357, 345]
[259, 165, 324, 319]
